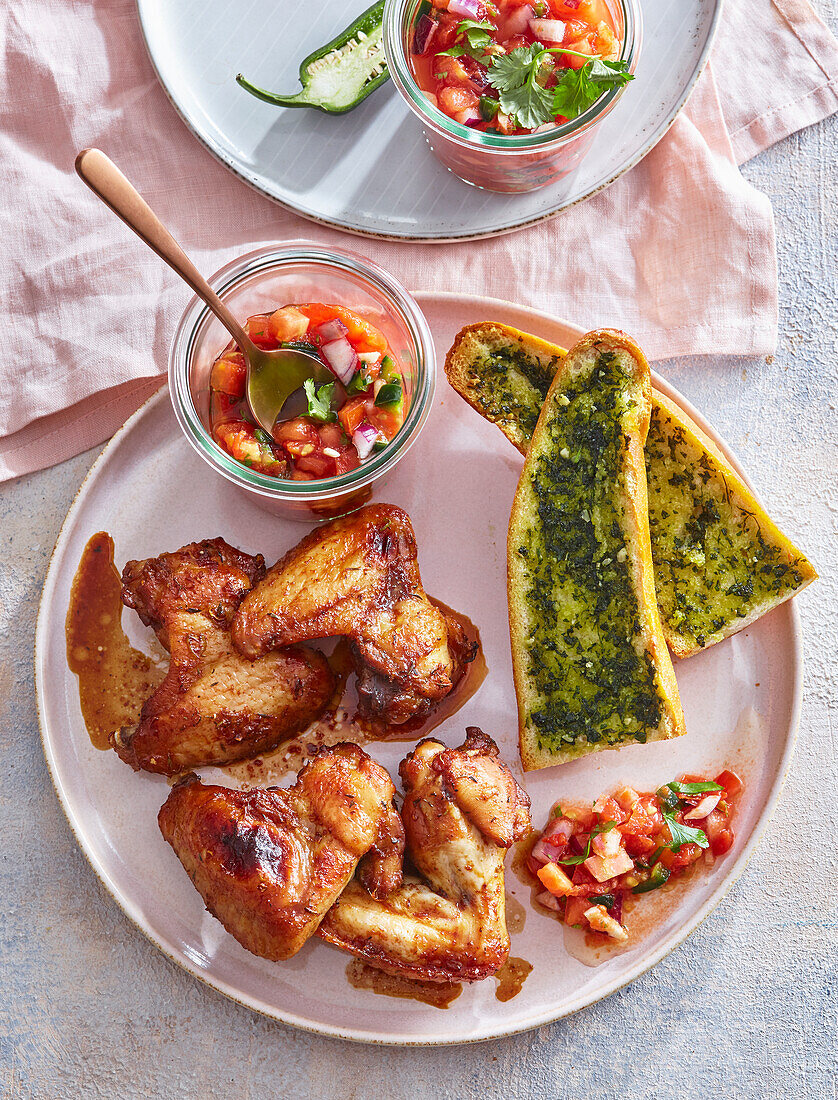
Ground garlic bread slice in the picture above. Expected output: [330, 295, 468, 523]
[508, 330, 685, 770]
[447, 322, 817, 659]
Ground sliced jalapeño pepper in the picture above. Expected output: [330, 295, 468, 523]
[632, 863, 671, 894]
[236, 0, 389, 114]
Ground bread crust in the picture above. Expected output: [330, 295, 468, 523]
[507, 329, 685, 770]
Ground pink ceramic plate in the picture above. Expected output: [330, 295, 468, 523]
[35, 294, 801, 1044]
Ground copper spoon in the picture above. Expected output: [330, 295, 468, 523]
[75, 148, 332, 435]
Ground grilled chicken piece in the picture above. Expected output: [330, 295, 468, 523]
[113, 539, 334, 774]
[232, 505, 477, 725]
[158, 743, 404, 961]
[318, 728, 531, 982]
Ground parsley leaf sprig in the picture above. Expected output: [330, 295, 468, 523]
[303, 378, 336, 422]
[485, 44, 633, 129]
[662, 813, 709, 853]
[436, 18, 496, 59]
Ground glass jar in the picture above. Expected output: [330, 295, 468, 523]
[383, 0, 641, 193]
[168, 242, 435, 521]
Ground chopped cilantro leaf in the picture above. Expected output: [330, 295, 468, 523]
[304, 378, 336, 422]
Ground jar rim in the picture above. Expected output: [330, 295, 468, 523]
[383, 0, 640, 152]
[168, 241, 436, 500]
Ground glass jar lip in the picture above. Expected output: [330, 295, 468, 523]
[168, 241, 436, 501]
[383, 0, 640, 151]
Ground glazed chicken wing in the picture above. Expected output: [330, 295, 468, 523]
[113, 539, 334, 774]
[317, 728, 531, 982]
[158, 743, 404, 960]
[232, 505, 476, 725]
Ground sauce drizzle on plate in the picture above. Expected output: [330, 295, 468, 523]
[65, 531, 163, 749]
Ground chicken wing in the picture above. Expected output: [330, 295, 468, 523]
[317, 728, 532, 982]
[113, 539, 334, 774]
[232, 505, 477, 725]
[158, 743, 404, 961]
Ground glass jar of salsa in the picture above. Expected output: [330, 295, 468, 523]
[169, 243, 435, 521]
[383, 0, 641, 192]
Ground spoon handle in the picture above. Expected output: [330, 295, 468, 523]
[75, 148, 253, 354]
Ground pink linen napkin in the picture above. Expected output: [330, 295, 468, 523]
[1, 0, 836, 483]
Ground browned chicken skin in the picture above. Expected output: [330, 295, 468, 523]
[232, 505, 476, 725]
[113, 539, 334, 774]
[318, 728, 531, 982]
[158, 743, 404, 961]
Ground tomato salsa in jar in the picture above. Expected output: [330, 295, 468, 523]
[209, 303, 408, 482]
[383, 0, 639, 192]
[410, 0, 622, 135]
[527, 771, 744, 945]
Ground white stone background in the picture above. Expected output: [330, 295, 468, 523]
[0, 13, 836, 1098]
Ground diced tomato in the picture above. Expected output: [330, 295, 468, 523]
[703, 808, 735, 855]
[716, 769, 744, 798]
[537, 862, 574, 897]
[334, 449, 361, 475]
[318, 422, 346, 451]
[213, 420, 285, 476]
[295, 451, 333, 478]
[594, 19, 618, 59]
[435, 54, 471, 84]
[210, 390, 241, 424]
[272, 418, 321, 455]
[592, 796, 625, 824]
[245, 313, 275, 348]
[366, 399, 405, 441]
[500, 34, 529, 52]
[438, 85, 480, 115]
[564, 896, 590, 927]
[338, 395, 369, 436]
[268, 306, 310, 343]
[210, 353, 246, 397]
[297, 304, 388, 355]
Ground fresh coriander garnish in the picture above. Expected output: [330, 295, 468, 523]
[558, 820, 616, 866]
[254, 428, 275, 448]
[436, 18, 495, 58]
[485, 44, 633, 129]
[667, 780, 723, 796]
[304, 378, 336, 422]
[662, 813, 709, 853]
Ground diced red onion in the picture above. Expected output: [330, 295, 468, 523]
[542, 817, 574, 843]
[320, 337, 358, 384]
[448, 0, 483, 17]
[353, 421, 380, 461]
[317, 318, 349, 342]
[536, 890, 562, 912]
[684, 792, 722, 821]
[454, 107, 482, 125]
[413, 12, 438, 54]
[529, 17, 566, 41]
[531, 837, 567, 865]
[505, 3, 534, 34]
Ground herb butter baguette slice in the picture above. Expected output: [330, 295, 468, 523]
[447, 322, 817, 658]
[646, 392, 817, 656]
[508, 329, 686, 770]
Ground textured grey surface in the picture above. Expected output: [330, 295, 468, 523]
[1, 52, 837, 1100]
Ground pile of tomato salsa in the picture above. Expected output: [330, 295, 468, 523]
[528, 771, 744, 942]
[409, 0, 623, 135]
[209, 303, 406, 480]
